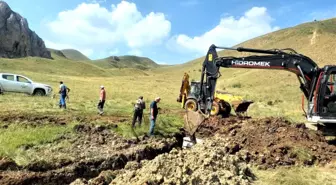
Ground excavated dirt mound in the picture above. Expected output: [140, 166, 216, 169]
[198, 117, 336, 169]
[0, 124, 183, 185]
[73, 137, 255, 185]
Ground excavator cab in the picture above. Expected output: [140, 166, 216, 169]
[311, 66, 336, 121]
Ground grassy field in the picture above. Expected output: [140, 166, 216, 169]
[254, 166, 336, 185]
[0, 55, 185, 162]
[1, 18, 336, 184]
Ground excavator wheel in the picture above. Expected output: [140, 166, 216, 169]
[219, 100, 231, 118]
[184, 99, 198, 111]
[210, 101, 220, 116]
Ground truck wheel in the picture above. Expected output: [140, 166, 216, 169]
[219, 100, 231, 118]
[210, 101, 220, 116]
[185, 99, 198, 111]
[34, 89, 45, 96]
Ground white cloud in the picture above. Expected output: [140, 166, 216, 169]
[168, 7, 280, 54]
[128, 49, 142, 56]
[87, 0, 106, 3]
[81, 49, 94, 57]
[125, 12, 171, 48]
[46, 1, 171, 53]
[44, 40, 73, 50]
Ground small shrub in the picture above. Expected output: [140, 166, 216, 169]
[232, 83, 242, 88]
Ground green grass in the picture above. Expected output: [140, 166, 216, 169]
[0, 124, 72, 164]
[112, 114, 183, 138]
[254, 167, 336, 185]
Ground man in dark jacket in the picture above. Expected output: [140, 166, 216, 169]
[132, 96, 146, 127]
[59, 81, 70, 109]
[148, 97, 160, 136]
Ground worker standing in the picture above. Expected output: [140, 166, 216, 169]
[148, 97, 161, 136]
[97, 86, 106, 115]
[59, 81, 70, 109]
[132, 96, 146, 127]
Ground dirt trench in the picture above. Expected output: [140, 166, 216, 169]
[197, 116, 336, 169]
[0, 124, 185, 185]
[0, 113, 130, 128]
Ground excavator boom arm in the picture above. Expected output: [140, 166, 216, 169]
[199, 44, 319, 115]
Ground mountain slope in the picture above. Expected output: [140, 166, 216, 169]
[92, 55, 159, 70]
[61, 49, 90, 61]
[47, 48, 67, 59]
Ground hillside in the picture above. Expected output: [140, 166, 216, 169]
[47, 48, 67, 59]
[61, 49, 91, 61]
[0, 48, 150, 77]
[92, 55, 159, 70]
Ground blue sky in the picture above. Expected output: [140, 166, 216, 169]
[5, 0, 336, 64]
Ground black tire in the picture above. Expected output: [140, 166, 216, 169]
[184, 99, 198, 111]
[34, 89, 46, 96]
[219, 100, 231, 118]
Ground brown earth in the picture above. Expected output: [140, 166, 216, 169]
[197, 116, 336, 169]
[72, 136, 256, 185]
[0, 124, 183, 185]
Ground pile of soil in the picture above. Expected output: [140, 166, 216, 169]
[79, 137, 255, 185]
[198, 117, 336, 168]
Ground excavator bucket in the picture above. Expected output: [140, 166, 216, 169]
[231, 100, 254, 116]
[183, 110, 207, 137]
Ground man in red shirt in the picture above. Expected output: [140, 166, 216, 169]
[98, 85, 106, 115]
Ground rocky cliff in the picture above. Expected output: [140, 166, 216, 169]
[0, 1, 51, 59]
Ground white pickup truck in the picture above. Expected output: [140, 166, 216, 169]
[0, 73, 53, 96]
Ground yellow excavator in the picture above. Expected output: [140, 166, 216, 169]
[177, 72, 253, 117]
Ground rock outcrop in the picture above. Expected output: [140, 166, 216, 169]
[0, 1, 51, 59]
